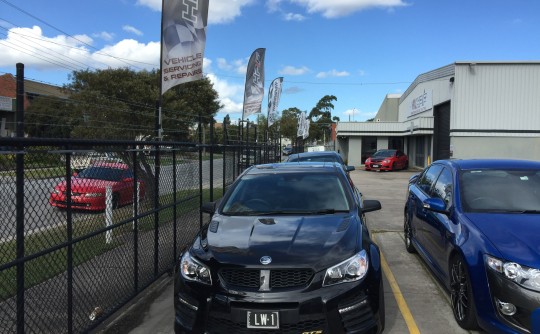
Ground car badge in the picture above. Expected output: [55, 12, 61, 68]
[260, 256, 272, 265]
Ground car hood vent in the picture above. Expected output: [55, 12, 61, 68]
[258, 218, 276, 225]
[209, 220, 219, 233]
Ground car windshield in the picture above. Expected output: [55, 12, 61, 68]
[222, 172, 351, 215]
[461, 169, 540, 213]
[77, 166, 125, 182]
[372, 150, 395, 158]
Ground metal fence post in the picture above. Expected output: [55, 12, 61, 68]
[105, 186, 113, 244]
[15, 63, 25, 334]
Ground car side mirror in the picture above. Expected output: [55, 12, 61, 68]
[201, 201, 217, 214]
[360, 199, 382, 213]
[346, 165, 355, 172]
[423, 198, 449, 215]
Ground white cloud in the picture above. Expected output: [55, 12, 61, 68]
[123, 25, 143, 36]
[136, 0, 256, 24]
[0, 26, 160, 71]
[93, 39, 159, 69]
[316, 69, 350, 78]
[0, 26, 95, 69]
[343, 108, 375, 121]
[284, 13, 306, 21]
[93, 31, 115, 41]
[279, 65, 310, 75]
[205, 72, 245, 116]
[290, 0, 408, 18]
[216, 58, 248, 75]
[266, 0, 284, 12]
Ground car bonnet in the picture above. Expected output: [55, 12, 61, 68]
[466, 213, 540, 267]
[204, 213, 359, 271]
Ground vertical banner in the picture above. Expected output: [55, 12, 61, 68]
[267, 77, 283, 127]
[297, 112, 306, 138]
[161, 0, 209, 95]
[242, 48, 266, 119]
[303, 117, 310, 139]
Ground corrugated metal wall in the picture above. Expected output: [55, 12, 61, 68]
[453, 63, 540, 133]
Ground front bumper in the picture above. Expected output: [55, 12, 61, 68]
[364, 162, 391, 171]
[174, 267, 383, 334]
[486, 270, 540, 333]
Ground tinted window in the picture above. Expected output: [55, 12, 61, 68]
[432, 167, 453, 208]
[461, 169, 540, 212]
[222, 172, 351, 214]
[416, 165, 443, 194]
[373, 150, 396, 158]
[77, 166, 125, 181]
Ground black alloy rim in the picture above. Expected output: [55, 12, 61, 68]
[450, 258, 469, 321]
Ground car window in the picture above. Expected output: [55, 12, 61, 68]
[461, 169, 540, 212]
[416, 165, 443, 195]
[77, 166, 125, 181]
[432, 167, 453, 208]
[222, 172, 351, 214]
[373, 150, 395, 158]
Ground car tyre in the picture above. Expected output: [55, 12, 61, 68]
[404, 212, 416, 253]
[404, 161, 409, 170]
[449, 254, 479, 330]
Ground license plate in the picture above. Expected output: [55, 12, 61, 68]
[246, 310, 279, 329]
[372, 164, 379, 168]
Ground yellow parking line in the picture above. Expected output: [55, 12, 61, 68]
[377, 240, 421, 334]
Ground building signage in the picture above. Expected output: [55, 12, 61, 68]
[409, 90, 432, 117]
[0, 96, 13, 111]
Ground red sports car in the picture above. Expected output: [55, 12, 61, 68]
[50, 162, 145, 211]
[364, 149, 408, 171]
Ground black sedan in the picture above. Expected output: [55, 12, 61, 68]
[174, 162, 384, 333]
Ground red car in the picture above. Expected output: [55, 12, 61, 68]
[50, 162, 145, 211]
[364, 149, 408, 171]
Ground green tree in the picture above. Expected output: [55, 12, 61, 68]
[307, 95, 337, 144]
[65, 68, 222, 141]
[26, 95, 75, 138]
[280, 107, 303, 142]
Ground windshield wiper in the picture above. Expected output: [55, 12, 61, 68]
[313, 209, 349, 215]
[515, 210, 540, 214]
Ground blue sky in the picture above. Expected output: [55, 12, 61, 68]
[1, 0, 539, 122]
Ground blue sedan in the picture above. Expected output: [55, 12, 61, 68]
[404, 159, 540, 334]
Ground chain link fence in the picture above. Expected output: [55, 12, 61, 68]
[0, 135, 279, 333]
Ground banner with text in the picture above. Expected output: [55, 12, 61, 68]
[161, 0, 209, 95]
[267, 77, 283, 127]
[242, 48, 266, 119]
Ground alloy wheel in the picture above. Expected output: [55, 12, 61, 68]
[449, 255, 478, 329]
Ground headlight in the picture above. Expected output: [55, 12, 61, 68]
[323, 250, 369, 286]
[180, 252, 212, 285]
[383, 159, 390, 163]
[486, 255, 540, 292]
[84, 192, 103, 197]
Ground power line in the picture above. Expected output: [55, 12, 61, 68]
[0, 0, 145, 70]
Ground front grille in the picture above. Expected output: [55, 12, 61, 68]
[206, 315, 327, 334]
[219, 268, 314, 290]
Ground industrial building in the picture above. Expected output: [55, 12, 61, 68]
[336, 61, 540, 168]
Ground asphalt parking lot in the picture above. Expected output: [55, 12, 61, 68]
[94, 168, 484, 334]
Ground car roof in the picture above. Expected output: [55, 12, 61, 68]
[246, 162, 346, 175]
[286, 151, 343, 160]
[433, 159, 540, 171]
